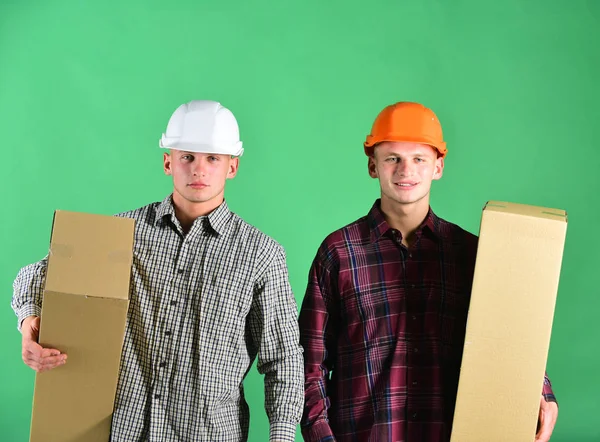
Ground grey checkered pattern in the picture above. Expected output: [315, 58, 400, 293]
[12, 195, 304, 442]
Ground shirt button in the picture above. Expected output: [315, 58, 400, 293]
[412, 315, 417, 320]
[170, 300, 178, 306]
[177, 269, 184, 274]
[154, 394, 161, 399]
[414, 348, 419, 353]
[159, 361, 166, 368]
[409, 253, 413, 258]
[412, 380, 418, 386]
[411, 284, 416, 289]
[412, 412, 418, 420]
[165, 330, 172, 336]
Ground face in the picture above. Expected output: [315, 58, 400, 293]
[368, 141, 444, 208]
[164, 150, 238, 211]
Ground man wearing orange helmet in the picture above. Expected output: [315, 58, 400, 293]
[298, 102, 558, 442]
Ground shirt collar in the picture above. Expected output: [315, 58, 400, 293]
[367, 199, 440, 243]
[205, 199, 232, 236]
[154, 194, 232, 236]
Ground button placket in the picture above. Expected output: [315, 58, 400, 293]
[156, 237, 188, 396]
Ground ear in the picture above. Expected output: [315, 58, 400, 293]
[368, 155, 378, 179]
[227, 156, 239, 179]
[433, 156, 444, 180]
[163, 152, 172, 176]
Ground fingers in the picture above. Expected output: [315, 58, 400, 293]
[20, 316, 68, 372]
[22, 349, 67, 372]
[22, 336, 67, 373]
[40, 347, 62, 358]
[36, 354, 68, 372]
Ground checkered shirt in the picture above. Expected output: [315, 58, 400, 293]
[12, 195, 304, 441]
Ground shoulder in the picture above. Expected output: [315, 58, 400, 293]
[312, 215, 370, 268]
[435, 216, 479, 254]
[228, 213, 284, 256]
[322, 215, 369, 247]
[114, 201, 161, 224]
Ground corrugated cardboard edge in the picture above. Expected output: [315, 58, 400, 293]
[451, 201, 568, 441]
[29, 210, 135, 442]
[483, 200, 567, 222]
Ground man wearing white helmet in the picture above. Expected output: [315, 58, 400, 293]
[12, 100, 304, 441]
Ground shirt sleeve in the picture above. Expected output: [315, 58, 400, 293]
[248, 244, 304, 442]
[298, 247, 338, 442]
[542, 371, 557, 404]
[11, 257, 48, 330]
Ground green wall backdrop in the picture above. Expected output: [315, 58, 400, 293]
[1, 1, 599, 441]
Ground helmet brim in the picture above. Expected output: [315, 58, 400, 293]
[159, 137, 244, 157]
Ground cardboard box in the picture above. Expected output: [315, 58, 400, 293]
[30, 211, 134, 442]
[450, 201, 567, 442]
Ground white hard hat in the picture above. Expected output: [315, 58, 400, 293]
[159, 100, 244, 156]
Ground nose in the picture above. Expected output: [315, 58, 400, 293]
[192, 157, 207, 177]
[395, 159, 413, 176]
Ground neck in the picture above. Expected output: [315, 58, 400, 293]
[172, 192, 224, 233]
[380, 194, 430, 247]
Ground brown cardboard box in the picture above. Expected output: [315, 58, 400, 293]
[29, 211, 134, 442]
[450, 201, 567, 442]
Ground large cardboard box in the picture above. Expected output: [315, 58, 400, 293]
[30, 211, 134, 442]
[451, 201, 567, 442]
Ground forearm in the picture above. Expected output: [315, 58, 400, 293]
[300, 349, 336, 441]
[264, 350, 305, 442]
[11, 258, 48, 330]
[253, 245, 304, 441]
[299, 256, 338, 441]
[301, 419, 336, 442]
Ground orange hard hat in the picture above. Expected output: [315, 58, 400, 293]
[363, 102, 447, 158]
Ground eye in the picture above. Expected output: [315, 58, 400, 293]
[386, 157, 399, 163]
[208, 155, 219, 162]
[414, 157, 425, 163]
[181, 154, 194, 162]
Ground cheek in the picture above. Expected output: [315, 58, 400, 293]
[220, 163, 233, 178]
[205, 163, 228, 181]
[418, 163, 436, 177]
[172, 163, 191, 179]
[375, 162, 389, 173]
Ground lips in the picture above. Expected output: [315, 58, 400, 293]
[395, 182, 418, 188]
[189, 182, 208, 189]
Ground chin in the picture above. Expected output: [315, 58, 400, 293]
[385, 191, 419, 205]
[182, 191, 208, 202]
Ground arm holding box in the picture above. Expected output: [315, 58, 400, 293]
[11, 258, 67, 372]
[535, 373, 558, 442]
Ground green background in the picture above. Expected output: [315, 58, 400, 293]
[1, 0, 598, 440]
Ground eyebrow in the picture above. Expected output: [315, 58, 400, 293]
[385, 152, 431, 158]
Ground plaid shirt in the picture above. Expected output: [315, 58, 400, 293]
[12, 195, 304, 442]
[299, 200, 555, 442]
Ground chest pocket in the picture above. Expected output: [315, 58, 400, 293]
[195, 268, 255, 345]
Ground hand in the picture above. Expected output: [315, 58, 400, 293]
[21, 316, 67, 372]
[535, 394, 558, 442]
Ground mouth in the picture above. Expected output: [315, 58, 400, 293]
[394, 182, 418, 189]
[189, 183, 208, 189]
